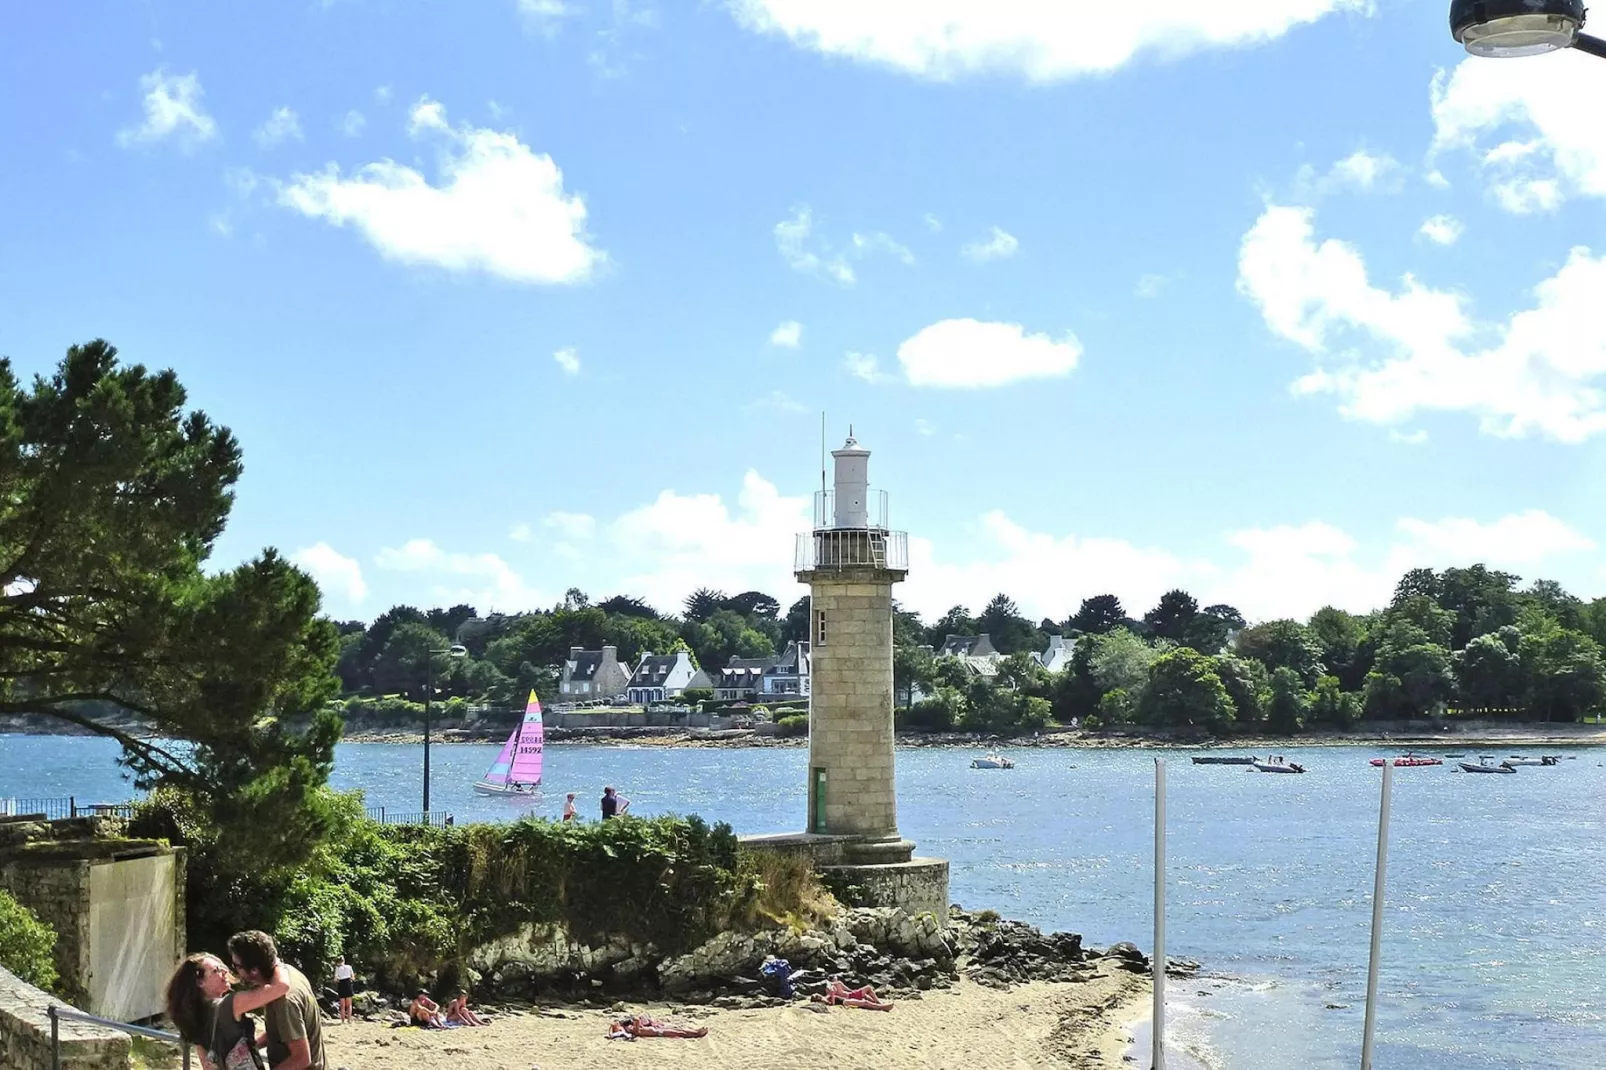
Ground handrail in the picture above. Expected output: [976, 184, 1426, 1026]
[48, 1004, 190, 1069]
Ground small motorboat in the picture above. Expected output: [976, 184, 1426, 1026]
[1458, 757, 1516, 774]
[1368, 753, 1443, 768]
[1502, 755, 1561, 767]
[1191, 755, 1258, 765]
[1253, 758, 1305, 774]
[971, 754, 1015, 770]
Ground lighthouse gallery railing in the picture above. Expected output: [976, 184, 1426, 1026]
[795, 529, 909, 572]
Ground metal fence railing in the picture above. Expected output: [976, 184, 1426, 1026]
[364, 807, 455, 827]
[48, 1004, 190, 1070]
[0, 797, 136, 821]
[3, 797, 456, 828]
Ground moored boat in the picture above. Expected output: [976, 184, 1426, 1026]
[473, 690, 545, 796]
[971, 754, 1015, 770]
[1191, 755, 1257, 765]
[1502, 755, 1561, 767]
[1368, 753, 1443, 768]
[1458, 757, 1516, 774]
[1253, 758, 1305, 774]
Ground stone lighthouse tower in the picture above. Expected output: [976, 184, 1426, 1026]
[795, 430, 914, 864]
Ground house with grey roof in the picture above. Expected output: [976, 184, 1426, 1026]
[761, 640, 811, 699]
[714, 654, 779, 702]
[625, 650, 712, 705]
[1038, 634, 1076, 674]
[938, 633, 1002, 677]
[559, 645, 633, 701]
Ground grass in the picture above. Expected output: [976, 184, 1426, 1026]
[736, 847, 838, 931]
[130, 1036, 183, 1070]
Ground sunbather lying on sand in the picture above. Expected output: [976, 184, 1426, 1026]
[814, 979, 893, 1010]
[605, 1015, 709, 1040]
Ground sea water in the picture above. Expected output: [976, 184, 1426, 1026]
[4, 735, 1603, 1069]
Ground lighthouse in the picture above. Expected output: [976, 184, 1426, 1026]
[794, 430, 912, 860]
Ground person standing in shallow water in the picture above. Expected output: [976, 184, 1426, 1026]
[562, 793, 578, 822]
[601, 785, 630, 820]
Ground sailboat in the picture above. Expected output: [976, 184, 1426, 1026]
[473, 690, 544, 796]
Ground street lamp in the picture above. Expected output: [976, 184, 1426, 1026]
[422, 644, 469, 813]
[1450, 0, 1606, 59]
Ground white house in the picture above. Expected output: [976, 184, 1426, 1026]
[625, 650, 712, 704]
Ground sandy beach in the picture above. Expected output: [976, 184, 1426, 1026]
[317, 966, 1148, 1070]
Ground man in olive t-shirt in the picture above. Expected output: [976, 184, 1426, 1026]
[227, 930, 326, 1070]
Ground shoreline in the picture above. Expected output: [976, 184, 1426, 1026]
[6, 720, 1605, 750]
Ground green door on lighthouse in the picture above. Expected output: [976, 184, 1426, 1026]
[811, 768, 827, 833]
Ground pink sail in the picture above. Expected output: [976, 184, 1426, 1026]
[506, 690, 544, 786]
[481, 731, 519, 786]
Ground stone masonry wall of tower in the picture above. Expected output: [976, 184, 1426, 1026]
[807, 573, 899, 838]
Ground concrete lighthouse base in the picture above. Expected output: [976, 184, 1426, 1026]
[739, 833, 951, 925]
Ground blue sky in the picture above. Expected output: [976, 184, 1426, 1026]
[4, 0, 1606, 625]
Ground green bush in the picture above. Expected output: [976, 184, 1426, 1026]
[336, 695, 427, 721]
[775, 714, 809, 737]
[133, 789, 776, 990]
[680, 687, 714, 704]
[0, 888, 58, 990]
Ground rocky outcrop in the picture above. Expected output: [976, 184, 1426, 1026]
[447, 902, 1170, 1012]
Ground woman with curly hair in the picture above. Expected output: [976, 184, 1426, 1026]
[165, 953, 289, 1070]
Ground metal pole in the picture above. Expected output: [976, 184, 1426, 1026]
[1575, 33, 1606, 60]
[1153, 757, 1166, 1070]
[1360, 760, 1394, 1070]
[423, 649, 433, 814]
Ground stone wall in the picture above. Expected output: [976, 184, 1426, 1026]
[0, 966, 131, 1070]
[822, 858, 950, 921]
[0, 856, 94, 1007]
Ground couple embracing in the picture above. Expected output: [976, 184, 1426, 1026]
[165, 930, 326, 1070]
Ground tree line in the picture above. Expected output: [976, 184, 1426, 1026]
[893, 571, 1606, 734]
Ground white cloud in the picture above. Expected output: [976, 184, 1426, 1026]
[897, 318, 1081, 389]
[924, 213, 943, 232]
[961, 226, 1020, 263]
[464, 468, 1595, 624]
[519, 0, 573, 31]
[1389, 428, 1428, 445]
[1135, 273, 1171, 299]
[1326, 149, 1399, 192]
[253, 107, 303, 148]
[727, 0, 1371, 82]
[773, 207, 914, 285]
[340, 110, 367, 137]
[374, 538, 550, 612]
[851, 231, 914, 264]
[914, 418, 936, 436]
[843, 352, 891, 384]
[543, 512, 598, 540]
[374, 85, 393, 105]
[553, 346, 581, 375]
[1417, 214, 1463, 246]
[292, 542, 368, 605]
[604, 471, 811, 610]
[747, 391, 807, 413]
[117, 69, 217, 147]
[509, 522, 534, 543]
[775, 206, 854, 285]
[1395, 510, 1594, 565]
[277, 97, 604, 285]
[1431, 52, 1606, 212]
[1237, 204, 1606, 442]
[769, 320, 803, 348]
